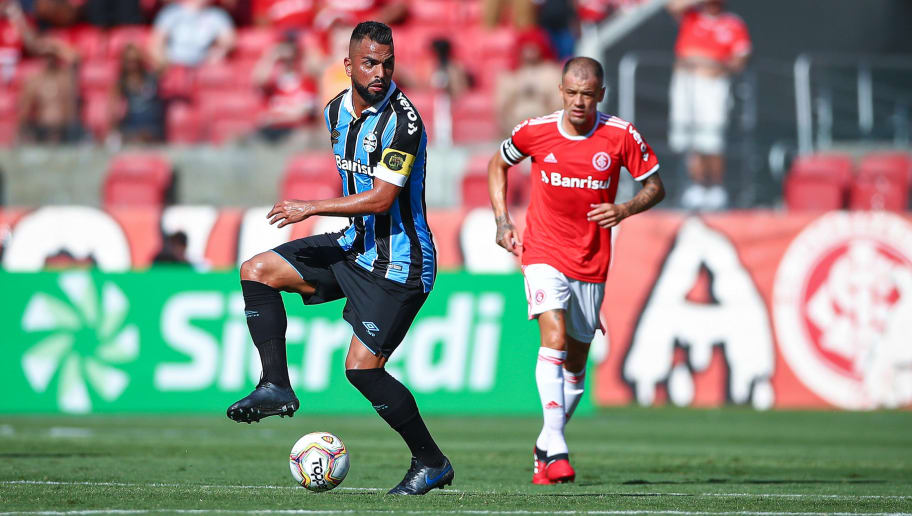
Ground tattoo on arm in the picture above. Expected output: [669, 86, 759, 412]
[623, 174, 665, 217]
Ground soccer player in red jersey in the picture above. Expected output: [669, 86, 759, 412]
[668, 0, 751, 210]
[487, 57, 665, 484]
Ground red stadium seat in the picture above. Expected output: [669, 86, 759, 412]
[234, 28, 278, 62]
[209, 117, 256, 145]
[285, 152, 339, 179]
[452, 91, 498, 144]
[859, 151, 912, 185]
[159, 65, 196, 99]
[282, 152, 341, 200]
[79, 59, 118, 95]
[165, 101, 200, 143]
[196, 91, 262, 143]
[784, 153, 854, 211]
[196, 61, 254, 94]
[408, 0, 461, 27]
[850, 153, 911, 211]
[107, 26, 150, 59]
[0, 89, 16, 117]
[103, 153, 173, 208]
[0, 118, 16, 147]
[81, 92, 113, 141]
[460, 171, 490, 208]
[464, 152, 529, 206]
[72, 27, 108, 60]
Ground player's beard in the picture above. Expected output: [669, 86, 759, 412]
[353, 78, 390, 106]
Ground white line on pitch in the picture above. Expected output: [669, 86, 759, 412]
[0, 510, 911, 516]
[3, 480, 911, 501]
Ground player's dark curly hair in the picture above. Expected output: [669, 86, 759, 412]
[350, 21, 393, 46]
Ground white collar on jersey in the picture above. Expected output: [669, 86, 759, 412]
[342, 80, 398, 118]
[556, 109, 600, 141]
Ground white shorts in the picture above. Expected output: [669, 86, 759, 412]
[668, 68, 731, 155]
[523, 263, 605, 343]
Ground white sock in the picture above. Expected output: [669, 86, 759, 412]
[535, 347, 568, 457]
[563, 367, 586, 422]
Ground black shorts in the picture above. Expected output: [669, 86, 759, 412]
[272, 232, 429, 358]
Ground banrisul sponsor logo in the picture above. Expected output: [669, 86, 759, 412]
[20, 271, 139, 413]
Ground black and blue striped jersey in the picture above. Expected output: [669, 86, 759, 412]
[323, 81, 436, 293]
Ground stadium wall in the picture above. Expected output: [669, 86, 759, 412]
[1, 207, 911, 413]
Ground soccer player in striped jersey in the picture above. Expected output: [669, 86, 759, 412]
[227, 21, 452, 495]
[488, 57, 665, 484]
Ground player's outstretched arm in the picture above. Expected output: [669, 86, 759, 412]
[487, 152, 522, 256]
[586, 174, 665, 229]
[267, 180, 401, 228]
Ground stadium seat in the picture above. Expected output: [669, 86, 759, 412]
[234, 28, 277, 62]
[452, 91, 498, 144]
[285, 152, 339, 179]
[464, 152, 529, 206]
[165, 101, 200, 144]
[282, 153, 342, 201]
[850, 153, 911, 211]
[107, 26, 150, 59]
[408, 0, 461, 28]
[159, 65, 196, 100]
[0, 89, 17, 145]
[197, 91, 263, 142]
[71, 27, 108, 60]
[196, 61, 254, 94]
[79, 59, 118, 95]
[859, 151, 912, 185]
[783, 153, 854, 211]
[102, 153, 173, 209]
[81, 92, 113, 141]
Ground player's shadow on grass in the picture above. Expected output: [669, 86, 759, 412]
[621, 478, 885, 485]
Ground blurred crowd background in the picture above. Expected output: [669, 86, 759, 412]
[0, 0, 910, 214]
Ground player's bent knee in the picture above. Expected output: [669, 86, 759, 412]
[240, 253, 284, 287]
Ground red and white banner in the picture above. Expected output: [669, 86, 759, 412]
[2, 206, 910, 410]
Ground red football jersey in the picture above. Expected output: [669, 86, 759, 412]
[501, 110, 660, 283]
[675, 9, 751, 63]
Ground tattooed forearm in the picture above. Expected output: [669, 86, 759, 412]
[621, 174, 665, 217]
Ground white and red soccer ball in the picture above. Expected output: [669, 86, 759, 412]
[289, 432, 350, 492]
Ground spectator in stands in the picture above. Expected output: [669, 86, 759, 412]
[219, 0, 253, 27]
[482, 0, 534, 28]
[253, 33, 318, 143]
[83, 0, 144, 28]
[109, 42, 165, 144]
[252, 0, 315, 30]
[536, 0, 576, 60]
[33, 0, 79, 28]
[315, 15, 354, 106]
[429, 38, 470, 99]
[148, 0, 236, 69]
[495, 28, 561, 135]
[17, 41, 80, 143]
[153, 231, 191, 266]
[0, 0, 39, 82]
[668, 0, 751, 211]
[316, 0, 407, 27]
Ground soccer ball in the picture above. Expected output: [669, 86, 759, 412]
[289, 432, 350, 492]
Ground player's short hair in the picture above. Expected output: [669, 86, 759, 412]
[350, 21, 393, 46]
[562, 57, 604, 86]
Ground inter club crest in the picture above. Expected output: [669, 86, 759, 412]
[592, 152, 611, 171]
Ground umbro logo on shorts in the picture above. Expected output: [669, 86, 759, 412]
[544, 152, 558, 163]
[363, 321, 380, 336]
[244, 310, 259, 318]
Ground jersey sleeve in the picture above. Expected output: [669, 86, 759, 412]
[499, 119, 533, 166]
[729, 18, 752, 58]
[622, 122, 660, 181]
[374, 98, 423, 187]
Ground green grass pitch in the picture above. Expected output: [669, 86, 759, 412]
[1, 408, 910, 515]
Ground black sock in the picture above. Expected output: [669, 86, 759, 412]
[346, 368, 445, 467]
[241, 280, 290, 388]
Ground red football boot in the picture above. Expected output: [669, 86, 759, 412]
[532, 447, 553, 485]
[545, 455, 575, 483]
